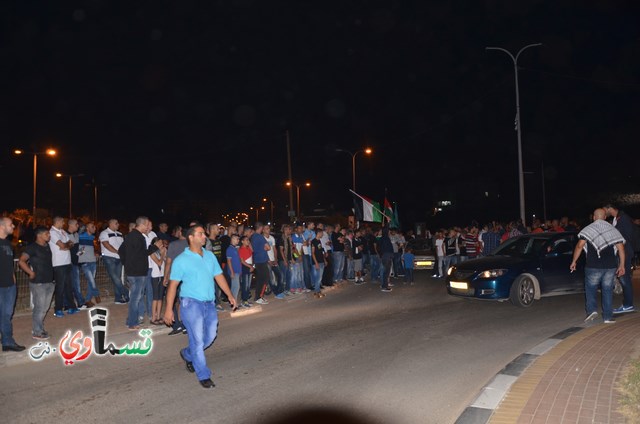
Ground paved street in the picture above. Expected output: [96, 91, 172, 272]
[1, 273, 593, 423]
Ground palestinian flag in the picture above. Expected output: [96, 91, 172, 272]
[353, 193, 383, 223]
[384, 198, 393, 222]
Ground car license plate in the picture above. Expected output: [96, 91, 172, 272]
[450, 281, 468, 290]
[416, 261, 433, 266]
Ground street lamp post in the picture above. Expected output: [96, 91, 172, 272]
[14, 148, 57, 227]
[286, 181, 311, 218]
[335, 148, 372, 192]
[249, 206, 263, 224]
[55, 173, 85, 218]
[262, 198, 275, 223]
[486, 43, 541, 226]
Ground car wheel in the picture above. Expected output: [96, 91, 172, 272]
[509, 275, 535, 307]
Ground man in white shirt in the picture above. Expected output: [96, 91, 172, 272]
[99, 219, 129, 304]
[263, 225, 284, 299]
[49, 216, 78, 317]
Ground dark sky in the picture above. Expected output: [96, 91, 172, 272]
[2, 1, 639, 227]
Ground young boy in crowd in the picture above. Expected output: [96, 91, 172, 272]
[402, 247, 415, 285]
[238, 236, 254, 308]
[226, 234, 242, 306]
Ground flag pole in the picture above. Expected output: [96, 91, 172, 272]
[349, 189, 391, 220]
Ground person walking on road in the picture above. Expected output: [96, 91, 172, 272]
[570, 208, 626, 324]
[604, 203, 636, 315]
[164, 225, 237, 389]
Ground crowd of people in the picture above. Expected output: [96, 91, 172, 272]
[1, 207, 638, 357]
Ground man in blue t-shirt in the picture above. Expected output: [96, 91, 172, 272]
[164, 225, 237, 389]
[250, 222, 271, 304]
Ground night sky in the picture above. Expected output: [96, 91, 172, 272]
[2, 1, 639, 228]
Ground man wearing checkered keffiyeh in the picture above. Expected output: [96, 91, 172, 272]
[570, 209, 626, 324]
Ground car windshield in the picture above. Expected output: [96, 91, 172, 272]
[491, 236, 549, 258]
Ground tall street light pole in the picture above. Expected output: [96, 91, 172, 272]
[486, 43, 541, 226]
[14, 148, 57, 227]
[335, 148, 373, 192]
[56, 173, 85, 218]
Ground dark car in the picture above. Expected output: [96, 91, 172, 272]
[446, 232, 584, 307]
[405, 238, 436, 270]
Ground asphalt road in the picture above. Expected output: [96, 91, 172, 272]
[1, 273, 590, 424]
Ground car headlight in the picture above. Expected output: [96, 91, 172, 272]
[447, 266, 455, 276]
[479, 269, 508, 279]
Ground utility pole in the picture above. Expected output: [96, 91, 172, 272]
[286, 130, 294, 220]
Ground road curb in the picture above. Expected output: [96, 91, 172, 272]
[455, 326, 584, 424]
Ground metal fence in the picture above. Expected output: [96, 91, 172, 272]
[13, 258, 116, 312]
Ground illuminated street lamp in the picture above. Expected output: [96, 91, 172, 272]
[335, 147, 373, 191]
[55, 172, 85, 218]
[262, 197, 275, 223]
[14, 148, 57, 227]
[249, 206, 266, 223]
[285, 181, 311, 218]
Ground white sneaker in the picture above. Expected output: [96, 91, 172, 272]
[255, 298, 269, 305]
[584, 312, 598, 322]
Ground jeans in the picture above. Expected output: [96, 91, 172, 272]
[291, 262, 303, 290]
[437, 257, 444, 277]
[278, 261, 292, 292]
[103, 256, 129, 302]
[311, 263, 325, 293]
[30, 282, 54, 336]
[332, 251, 345, 282]
[346, 258, 354, 279]
[180, 297, 219, 381]
[229, 274, 240, 301]
[362, 252, 371, 274]
[443, 255, 458, 275]
[269, 264, 283, 295]
[404, 268, 414, 283]
[241, 270, 252, 302]
[618, 255, 634, 308]
[138, 269, 153, 319]
[393, 252, 404, 276]
[302, 255, 313, 289]
[585, 267, 616, 321]
[382, 253, 393, 288]
[70, 264, 85, 306]
[371, 255, 382, 282]
[53, 264, 76, 311]
[80, 262, 100, 300]
[0, 285, 17, 346]
[126, 275, 147, 327]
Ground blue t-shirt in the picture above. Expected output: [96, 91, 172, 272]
[250, 233, 269, 264]
[303, 229, 315, 255]
[170, 248, 222, 302]
[402, 253, 415, 269]
[226, 245, 242, 275]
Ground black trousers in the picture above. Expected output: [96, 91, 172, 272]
[54, 264, 76, 311]
[322, 253, 334, 285]
[254, 262, 270, 299]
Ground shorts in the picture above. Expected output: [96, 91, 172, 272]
[152, 276, 166, 300]
[353, 259, 363, 272]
